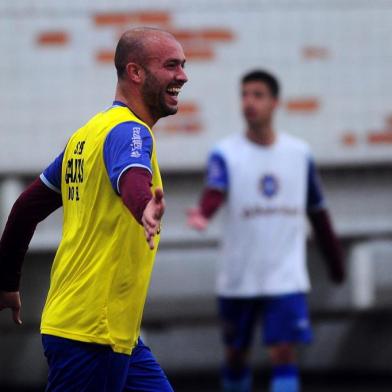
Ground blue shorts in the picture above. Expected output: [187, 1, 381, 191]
[218, 293, 313, 349]
[42, 335, 173, 392]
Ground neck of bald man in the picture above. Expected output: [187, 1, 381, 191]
[114, 83, 156, 128]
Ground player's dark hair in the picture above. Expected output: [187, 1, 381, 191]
[241, 70, 280, 98]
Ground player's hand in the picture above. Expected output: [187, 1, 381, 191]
[187, 207, 209, 231]
[142, 188, 165, 250]
[0, 291, 22, 325]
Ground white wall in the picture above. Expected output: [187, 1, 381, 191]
[1, 0, 392, 174]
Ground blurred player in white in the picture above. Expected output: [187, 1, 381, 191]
[188, 70, 345, 392]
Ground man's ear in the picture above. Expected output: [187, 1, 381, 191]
[125, 63, 144, 84]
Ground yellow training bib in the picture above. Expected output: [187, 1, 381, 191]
[41, 105, 162, 355]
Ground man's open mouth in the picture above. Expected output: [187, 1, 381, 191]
[166, 87, 181, 97]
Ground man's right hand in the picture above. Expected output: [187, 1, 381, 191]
[187, 207, 209, 231]
[0, 291, 22, 325]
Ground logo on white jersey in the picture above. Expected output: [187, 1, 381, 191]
[260, 174, 279, 198]
[296, 318, 310, 330]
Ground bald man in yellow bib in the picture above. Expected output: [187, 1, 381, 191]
[0, 27, 188, 391]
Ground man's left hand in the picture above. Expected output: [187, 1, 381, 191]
[141, 188, 165, 250]
[0, 291, 22, 325]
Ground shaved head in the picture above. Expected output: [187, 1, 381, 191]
[113, 26, 187, 126]
[114, 27, 176, 79]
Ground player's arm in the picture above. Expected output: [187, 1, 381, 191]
[187, 151, 228, 231]
[306, 157, 345, 284]
[0, 152, 63, 324]
[119, 169, 164, 250]
[104, 122, 164, 250]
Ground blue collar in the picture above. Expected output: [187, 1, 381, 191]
[112, 100, 127, 107]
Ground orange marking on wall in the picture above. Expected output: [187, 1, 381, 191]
[172, 29, 235, 43]
[184, 47, 214, 60]
[303, 46, 329, 60]
[179, 103, 199, 114]
[96, 50, 114, 63]
[93, 11, 233, 65]
[156, 101, 203, 134]
[201, 29, 234, 42]
[163, 124, 180, 133]
[37, 31, 69, 46]
[163, 122, 202, 133]
[94, 14, 130, 26]
[342, 132, 357, 147]
[94, 11, 170, 26]
[286, 98, 320, 112]
[172, 30, 199, 42]
[136, 11, 170, 25]
[367, 131, 392, 144]
[184, 122, 202, 133]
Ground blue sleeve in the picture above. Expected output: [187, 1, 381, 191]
[307, 157, 325, 211]
[40, 151, 64, 193]
[205, 151, 229, 191]
[104, 121, 153, 194]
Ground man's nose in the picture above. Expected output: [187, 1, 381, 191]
[176, 67, 188, 84]
[243, 95, 254, 106]
[243, 101, 255, 111]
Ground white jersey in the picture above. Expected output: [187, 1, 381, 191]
[207, 132, 324, 297]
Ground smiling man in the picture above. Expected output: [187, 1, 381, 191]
[0, 27, 187, 391]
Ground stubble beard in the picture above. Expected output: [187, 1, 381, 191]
[142, 69, 178, 121]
